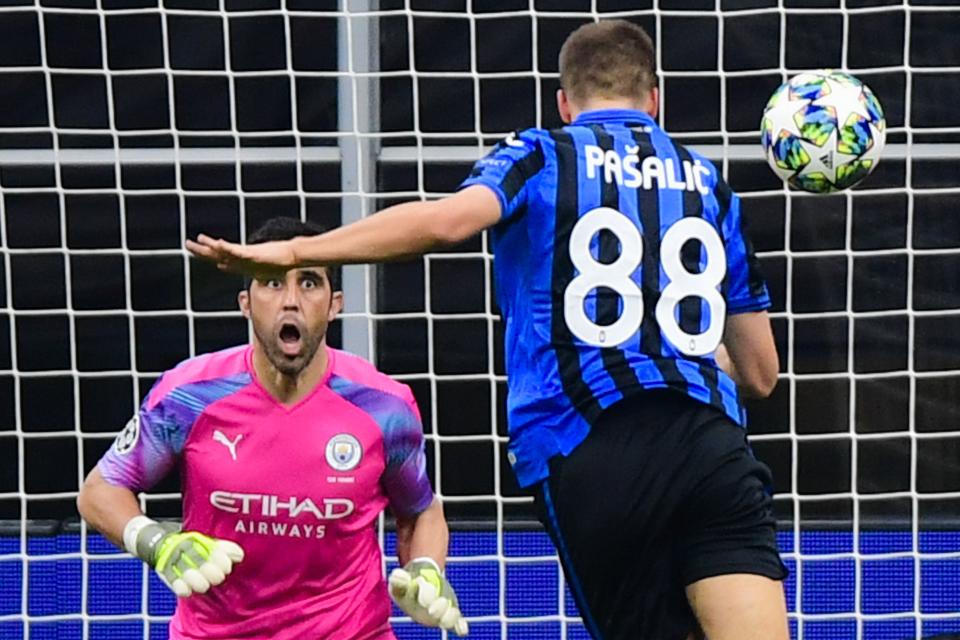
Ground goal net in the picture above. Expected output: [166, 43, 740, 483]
[1, 1, 959, 639]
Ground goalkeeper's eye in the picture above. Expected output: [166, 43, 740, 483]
[298, 270, 325, 291]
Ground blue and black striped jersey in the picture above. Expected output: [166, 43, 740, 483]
[460, 109, 771, 487]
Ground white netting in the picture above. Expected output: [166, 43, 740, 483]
[1, 2, 960, 639]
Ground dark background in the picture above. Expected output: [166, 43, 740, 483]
[0, 0, 958, 528]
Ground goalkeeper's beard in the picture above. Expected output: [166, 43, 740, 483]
[252, 321, 324, 378]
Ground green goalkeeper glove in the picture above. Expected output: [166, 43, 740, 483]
[389, 557, 468, 636]
[123, 516, 244, 598]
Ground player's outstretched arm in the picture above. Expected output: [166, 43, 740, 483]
[77, 467, 244, 598]
[186, 185, 501, 275]
[717, 311, 779, 399]
[389, 498, 468, 636]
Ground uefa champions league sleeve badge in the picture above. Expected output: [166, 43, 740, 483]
[114, 416, 141, 455]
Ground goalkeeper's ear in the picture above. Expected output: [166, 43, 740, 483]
[238, 289, 250, 319]
[327, 290, 343, 323]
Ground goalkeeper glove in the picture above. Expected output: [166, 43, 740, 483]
[389, 557, 468, 636]
[123, 515, 244, 598]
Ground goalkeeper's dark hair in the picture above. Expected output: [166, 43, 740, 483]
[559, 19, 657, 106]
[246, 216, 341, 292]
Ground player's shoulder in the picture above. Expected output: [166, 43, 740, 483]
[661, 136, 709, 174]
[329, 348, 416, 406]
[495, 127, 551, 154]
[145, 345, 252, 409]
[676, 143, 728, 192]
[514, 126, 550, 141]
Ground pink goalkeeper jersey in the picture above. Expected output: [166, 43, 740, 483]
[98, 345, 434, 640]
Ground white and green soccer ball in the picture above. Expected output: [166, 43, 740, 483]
[761, 70, 885, 193]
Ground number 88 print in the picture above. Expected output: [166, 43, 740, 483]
[564, 207, 727, 356]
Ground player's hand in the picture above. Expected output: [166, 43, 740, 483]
[185, 234, 298, 275]
[125, 518, 245, 598]
[389, 558, 468, 636]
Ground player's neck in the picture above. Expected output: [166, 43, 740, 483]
[566, 94, 656, 121]
[575, 98, 645, 114]
[251, 344, 329, 406]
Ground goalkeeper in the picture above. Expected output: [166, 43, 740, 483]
[78, 217, 467, 639]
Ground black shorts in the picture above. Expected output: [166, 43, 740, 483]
[532, 390, 787, 640]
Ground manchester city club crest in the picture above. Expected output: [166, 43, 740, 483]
[325, 434, 362, 472]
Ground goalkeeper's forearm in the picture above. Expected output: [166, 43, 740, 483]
[396, 497, 449, 568]
[77, 466, 144, 549]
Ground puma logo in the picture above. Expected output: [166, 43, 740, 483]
[504, 131, 526, 148]
[213, 430, 242, 461]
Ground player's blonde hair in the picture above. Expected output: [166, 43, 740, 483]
[558, 20, 657, 106]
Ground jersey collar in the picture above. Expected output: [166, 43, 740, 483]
[571, 109, 657, 127]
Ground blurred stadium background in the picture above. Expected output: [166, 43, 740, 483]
[0, 0, 959, 638]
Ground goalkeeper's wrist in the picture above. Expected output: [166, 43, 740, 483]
[410, 556, 443, 574]
[122, 515, 157, 558]
[123, 516, 180, 566]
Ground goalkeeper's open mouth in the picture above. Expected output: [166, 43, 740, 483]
[278, 322, 303, 357]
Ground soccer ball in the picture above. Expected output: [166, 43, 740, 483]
[760, 70, 885, 193]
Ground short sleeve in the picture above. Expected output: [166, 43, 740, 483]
[459, 129, 545, 222]
[381, 393, 434, 519]
[718, 180, 772, 314]
[97, 378, 181, 493]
